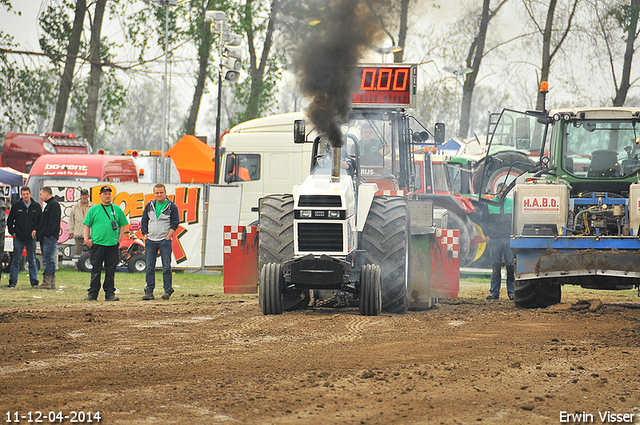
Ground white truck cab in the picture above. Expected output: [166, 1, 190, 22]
[220, 112, 316, 225]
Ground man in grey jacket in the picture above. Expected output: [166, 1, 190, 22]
[141, 184, 179, 300]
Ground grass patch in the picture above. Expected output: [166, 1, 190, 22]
[1, 268, 637, 309]
[0, 267, 242, 308]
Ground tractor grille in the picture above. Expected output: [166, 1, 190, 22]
[298, 195, 342, 207]
[298, 222, 343, 252]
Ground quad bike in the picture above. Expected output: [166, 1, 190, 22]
[77, 229, 146, 273]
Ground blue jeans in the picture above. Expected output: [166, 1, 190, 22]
[10, 237, 38, 285]
[41, 236, 58, 275]
[145, 238, 172, 291]
[489, 237, 515, 297]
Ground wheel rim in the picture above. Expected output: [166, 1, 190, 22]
[135, 259, 146, 272]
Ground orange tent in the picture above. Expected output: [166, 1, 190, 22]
[166, 135, 216, 183]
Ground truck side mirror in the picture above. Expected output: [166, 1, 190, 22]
[294, 119, 306, 144]
[224, 155, 236, 184]
[434, 123, 445, 145]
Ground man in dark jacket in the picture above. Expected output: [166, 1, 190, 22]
[7, 186, 42, 288]
[37, 187, 61, 289]
[482, 183, 515, 300]
[141, 183, 179, 300]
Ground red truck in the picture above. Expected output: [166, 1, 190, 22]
[1, 132, 91, 173]
[26, 154, 138, 202]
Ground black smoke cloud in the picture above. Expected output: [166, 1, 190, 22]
[294, 0, 382, 148]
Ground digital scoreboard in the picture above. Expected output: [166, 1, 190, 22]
[351, 64, 417, 108]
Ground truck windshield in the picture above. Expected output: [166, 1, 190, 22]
[562, 120, 639, 179]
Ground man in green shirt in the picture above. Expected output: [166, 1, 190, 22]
[83, 186, 128, 301]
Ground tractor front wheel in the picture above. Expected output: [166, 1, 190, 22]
[259, 263, 284, 315]
[258, 195, 309, 311]
[514, 279, 561, 309]
[359, 264, 382, 316]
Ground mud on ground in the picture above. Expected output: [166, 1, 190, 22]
[1, 294, 639, 424]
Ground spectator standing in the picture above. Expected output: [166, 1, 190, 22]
[483, 183, 515, 300]
[141, 184, 179, 300]
[68, 189, 94, 256]
[83, 186, 128, 301]
[7, 187, 42, 288]
[37, 187, 61, 290]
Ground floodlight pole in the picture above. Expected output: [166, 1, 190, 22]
[214, 71, 222, 184]
[150, 0, 177, 182]
[206, 10, 242, 184]
[161, 3, 169, 182]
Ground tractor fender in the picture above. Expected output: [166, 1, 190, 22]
[356, 183, 379, 232]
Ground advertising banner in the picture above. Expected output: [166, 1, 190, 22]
[45, 180, 241, 268]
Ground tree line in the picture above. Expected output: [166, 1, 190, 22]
[0, 0, 639, 152]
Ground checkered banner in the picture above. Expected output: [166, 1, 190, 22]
[435, 228, 460, 259]
[223, 225, 256, 254]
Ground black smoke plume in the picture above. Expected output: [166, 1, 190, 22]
[294, 0, 382, 148]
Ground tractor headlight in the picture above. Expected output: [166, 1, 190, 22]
[300, 210, 312, 218]
[328, 210, 340, 218]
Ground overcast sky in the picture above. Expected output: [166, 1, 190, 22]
[1, 0, 467, 54]
[3, 0, 639, 139]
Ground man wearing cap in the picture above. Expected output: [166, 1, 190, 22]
[68, 189, 94, 257]
[82, 186, 128, 301]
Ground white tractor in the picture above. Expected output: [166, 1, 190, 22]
[258, 121, 410, 316]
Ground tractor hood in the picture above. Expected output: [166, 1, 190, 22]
[293, 172, 356, 212]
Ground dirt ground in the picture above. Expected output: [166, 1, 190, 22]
[1, 289, 640, 425]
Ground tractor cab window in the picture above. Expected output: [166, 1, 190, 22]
[478, 109, 544, 198]
[488, 109, 545, 158]
[562, 120, 639, 178]
[343, 117, 393, 179]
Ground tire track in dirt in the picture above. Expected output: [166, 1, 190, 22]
[0, 351, 112, 375]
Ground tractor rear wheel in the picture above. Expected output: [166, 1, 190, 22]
[359, 264, 382, 316]
[259, 263, 283, 315]
[514, 279, 561, 309]
[258, 194, 310, 311]
[360, 196, 410, 314]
